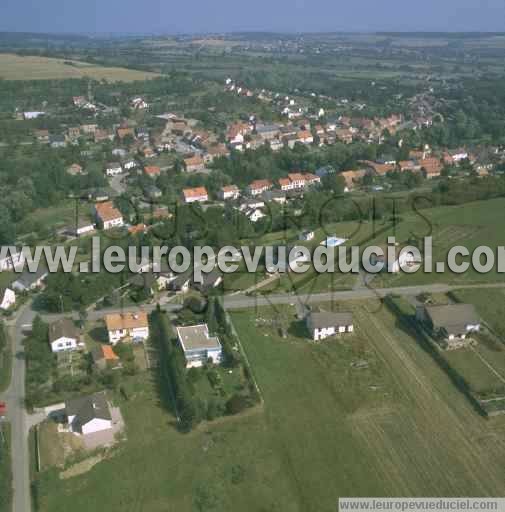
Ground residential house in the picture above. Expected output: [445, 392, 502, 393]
[218, 185, 240, 201]
[416, 304, 481, 349]
[256, 124, 281, 140]
[306, 311, 354, 341]
[278, 177, 293, 191]
[91, 345, 120, 371]
[182, 186, 208, 204]
[81, 124, 98, 136]
[144, 165, 161, 178]
[192, 269, 223, 293]
[131, 97, 149, 110]
[116, 127, 135, 140]
[340, 170, 366, 192]
[176, 324, 222, 368]
[296, 130, 314, 145]
[68, 220, 95, 237]
[299, 231, 315, 242]
[184, 155, 205, 173]
[419, 157, 443, 179]
[112, 148, 128, 158]
[65, 392, 112, 435]
[145, 185, 162, 199]
[12, 266, 48, 292]
[95, 129, 113, 143]
[66, 163, 84, 176]
[105, 312, 149, 345]
[105, 162, 122, 176]
[168, 272, 191, 292]
[262, 190, 287, 204]
[0, 287, 15, 311]
[287, 173, 306, 190]
[49, 318, 80, 353]
[247, 179, 273, 196]
[94, 202, 124, 230]
[128, 224, 147, 235]
[304, 173, 321, 187]
[67, 126, 81, 140]
[50, 135, 66, 149]
[34, 129, 50, 144]
[205, 144, 230, 163]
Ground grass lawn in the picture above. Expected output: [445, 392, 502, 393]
[366, 198, 505, 287]
[0, 423, 12, 512]
[0, 54, 160, 82]
[34, 301, 505, 511]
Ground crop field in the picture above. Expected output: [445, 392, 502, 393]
[35, 301, 505, 511]
[0, 54, 160, 81]
[366, 198, 505, 287]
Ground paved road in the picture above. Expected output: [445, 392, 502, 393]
[223, 282, 505, 310]
[0, 303, 39, 512]
[3, 279, 505, 512]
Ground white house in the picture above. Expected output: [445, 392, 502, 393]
[105, 162, 123, 176]
[182, 187, 208, 204]
[94, 202, 124, 230]
[0, 287, 15, 310]
[306, 312, 354, 341]
[65, 392, 112, 436]
[176, 324, 222, 368]
[48, 318, 80, 353]
[218, 185, 240, 201]
[247, 180, 273, 196]
[105, 312, 149, 345]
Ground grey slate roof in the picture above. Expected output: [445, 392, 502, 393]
[65, 392, 111, 433]
[308, 311, 353, 329]
[425, 303, 480, 334]
[48, 318, 79, 343]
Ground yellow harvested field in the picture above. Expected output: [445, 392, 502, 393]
[0, 53, 160, 81]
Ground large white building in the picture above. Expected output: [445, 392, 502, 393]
[105, 312, 149, 345]
[176, 324, 222, 368]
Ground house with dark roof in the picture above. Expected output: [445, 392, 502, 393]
[192, 269, 223, 293]
[306, 311, 354, 341]
[65, 392, 112, 435]
[416, 303, 481, 349]
[49, 318, 80, 353]
[12, 266, 48, 292]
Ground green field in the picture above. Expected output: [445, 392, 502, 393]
[0, 423, 12, 512]
[367, 198, 505, 287]
[34, 302, 505, 511]
[0, 54, 160, 81]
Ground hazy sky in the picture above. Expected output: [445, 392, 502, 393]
[1, 0, 505, 34]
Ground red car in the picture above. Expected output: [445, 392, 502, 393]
[0, 402, 6, 416]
